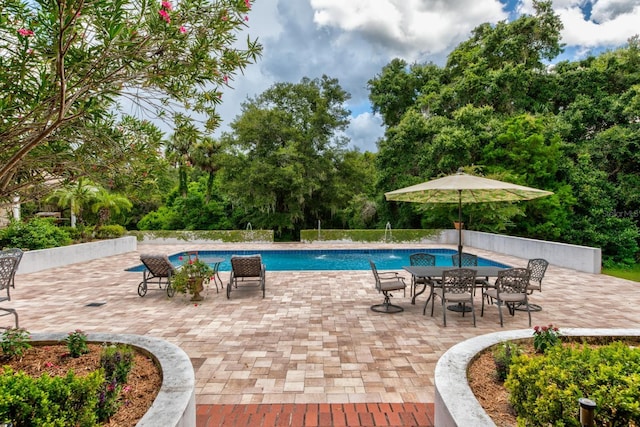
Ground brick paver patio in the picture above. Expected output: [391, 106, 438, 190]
[7, 242, 639, 426]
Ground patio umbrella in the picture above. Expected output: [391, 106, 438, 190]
[384, 169, 553, 267]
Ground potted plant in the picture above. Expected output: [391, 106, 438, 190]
[172, 256, 213, 301]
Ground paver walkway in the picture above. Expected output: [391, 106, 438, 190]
[8, 242, 639, 426]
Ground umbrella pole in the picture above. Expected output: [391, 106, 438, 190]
[457, 190, 462, 268]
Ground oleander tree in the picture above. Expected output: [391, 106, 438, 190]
[0, 0, 262, 201]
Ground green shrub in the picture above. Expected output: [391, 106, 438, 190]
[0, 218, 71, 250]
[93, 225, 126, 239]
[506, 341, 640, 425]
[59, 225, 93, 243]
[492, 341, 522, 382]
[0, 328, 31, 359]
[65, 330, 89, 358]
[100, 344, 135, 384]
[0, 367, 103, 426]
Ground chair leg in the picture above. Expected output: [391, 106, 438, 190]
[498, 300, 504, 327]
[471, 302, 476, 327]
[1, 308, 18, 329]
[442, 298, 446, 326]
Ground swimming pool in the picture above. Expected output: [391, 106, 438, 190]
[126, 249, 511, 272]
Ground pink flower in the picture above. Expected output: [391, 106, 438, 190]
[158, 9, 170, 23]
[123, 386, 132, 392]
[18, 28, 34, 37]
[161, 1, 172, 10]
[179, 25, 187, 34]
[223, 75, 228, 83]
[244, 0, 251, 9]
[178, 256, 183, 261]
[244, 15, 249, 21]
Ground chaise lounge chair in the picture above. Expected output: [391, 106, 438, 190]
[138, 254, 176, 297]
[228, 255, 265, 299]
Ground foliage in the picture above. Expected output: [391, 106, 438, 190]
[0, 328, 31, 359]
[100, 345, 134, 385]
[0, 0, 262, 201]
[492, 341, 523, 382]
[0, 218, 71, 250]
[506, 341, 640, 426]
[96, 344, 135, 422]
[65, 330, 89, 358]
[0, 367, 103, 426]
[129, 229, 274, 243]
[171, 256, 213, 296]
[219, 75, 373, 238]
[369, 4, 640, 264]
[93, 225, 126, 240]
[300, 229, 439, 243]
[532, 324, 561, 354]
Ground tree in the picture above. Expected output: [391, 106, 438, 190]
[220, 76, 354, 237]
[45, 178, 99, 227]
[91, 189, 133, 226]
[0, 0, 261, 200]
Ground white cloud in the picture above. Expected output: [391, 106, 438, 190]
[310, 0, 508, 59]
[344, 112, 384, 152]
[211, 0, 639, 152]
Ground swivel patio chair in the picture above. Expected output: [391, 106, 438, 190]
[409, 253, 436, 298]
[369, 260, 407, 313]
[430, 268, 477, 327]
[138, 254, 177, 297]
[0, 254, 20, 328]
[228, 255, 265, 299]
[482, 267, 531, 327]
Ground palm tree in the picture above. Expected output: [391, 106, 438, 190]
[191, 137, 221, 203]
[91, 189, 133, 226]
[46, 178, 99, 227]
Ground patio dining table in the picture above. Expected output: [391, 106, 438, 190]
[402, 265, 508, 310]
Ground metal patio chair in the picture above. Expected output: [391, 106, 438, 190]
[482, 267, 532, 327]
[430, 268, 477, 327]
[2, 248, 23, 288]
[409, 253, 436, 299]
[0, 253, 20, 328]
[369, 260, 407, 313]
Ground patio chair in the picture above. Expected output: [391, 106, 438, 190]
[515, 258, 549, 312]
[481, 267, 531, 327]
[409, 253, 436, 298]
[526, 258, 549, 294]
[2, 248, 23, 288]
[228, 255, 265, 299]
[430, 268, 477, 327]
[369, 260, 407, 313]
[452, 252, 490, 294]
[138, 254, 176, 297]
[0, 254, 20, 328]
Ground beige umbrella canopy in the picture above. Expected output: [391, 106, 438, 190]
[385, 169, 553, 266]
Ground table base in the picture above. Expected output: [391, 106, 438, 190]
[447, 304, 472, 313]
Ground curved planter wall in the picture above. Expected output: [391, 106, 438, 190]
[30, 333, 195, 427]
[434, 328, 640, 427]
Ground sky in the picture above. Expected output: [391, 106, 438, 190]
[214, 0, 640, 152]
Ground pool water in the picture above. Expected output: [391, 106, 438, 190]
[126, 249, 510, 272]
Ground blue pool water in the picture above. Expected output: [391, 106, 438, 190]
[126, 248, 510, 272]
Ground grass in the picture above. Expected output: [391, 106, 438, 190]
[602, 264, 640, 282]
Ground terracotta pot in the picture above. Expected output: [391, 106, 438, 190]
[188, 278, 205, 301]
[453, 221, 464, 230]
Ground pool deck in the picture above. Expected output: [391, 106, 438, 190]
[7, 242, 640, 426]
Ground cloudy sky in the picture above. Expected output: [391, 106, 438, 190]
[215, 0, 640, 152]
